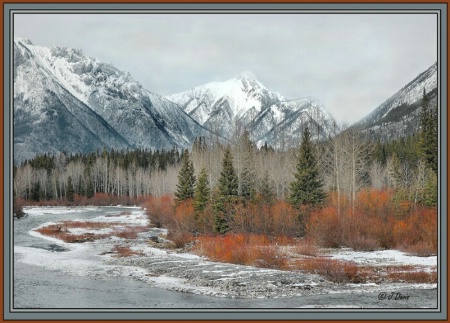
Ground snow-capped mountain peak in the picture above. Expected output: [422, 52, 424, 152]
[167, 72, 335, 147]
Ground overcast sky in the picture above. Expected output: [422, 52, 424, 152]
[14, 13, 437, 124]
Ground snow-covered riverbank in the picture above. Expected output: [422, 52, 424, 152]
[14, 206, 438, 307]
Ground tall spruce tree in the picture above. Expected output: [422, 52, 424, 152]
[174, 150, 196, 203]
[234, 130, 256, 201]
[86, 177, 95, 198]
[419, 89, 438, 173]
[259, 170, 275, 204]
[194, 167, 210, 214]
[213, 147, 239, 234]
[289, 126, 326, 207]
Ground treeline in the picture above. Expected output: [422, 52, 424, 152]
[14, 147, 182, 203]
[14, 122, 437, 210]
[14, 90, 437, 213]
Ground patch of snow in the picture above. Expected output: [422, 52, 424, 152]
[138, 246, 168, 256]
[23, 207, 83, 216]
[68, 227, 114, 235]
[174, 253, 201, 260]
[329, 248, 437, 268]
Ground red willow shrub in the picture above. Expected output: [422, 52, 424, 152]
[307, 206, 341, 248]
[306, 189, 437, 255]
[193, 233, 287, 269]
[142, 191, 437, 256]
[143, 194, 175, 228]
[291, 258, 362, 283]
[230, 200, 300, 237]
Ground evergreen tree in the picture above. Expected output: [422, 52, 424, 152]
[258, 170, 275, 204]
[86, 177, 95, 198]
[419, 89, 438, 173]
[194, 168, 210, 214]
[78, 175, 85, 196]
[67, 176, 75, 202]
[174, 150, 196, 203]
[217, 147, 239, 197]
[31, 182, 40, 202]
[424, 170, 438, 207]
[213, 147, 239, 234]
[240, 166, 256, 201]
[288, 126, 326, 207]
[234, 130, 256, 201]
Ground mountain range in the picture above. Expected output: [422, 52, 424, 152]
[13, 38, 210, 163]
[13, 38, 438, 163]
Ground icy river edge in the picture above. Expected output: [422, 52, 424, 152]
[13, 206, 438, 309]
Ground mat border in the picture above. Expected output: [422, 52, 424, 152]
[3, 2, 448, 321]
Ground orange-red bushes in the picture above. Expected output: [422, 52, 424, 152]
[271, 201, 300, 237]
[341, 213, 391, 251]
[354, 189, 393, 218]
[327, 191, 350, 211]
[173, 200, 196, 231]
[166, 200, 197, 247]
[306, 189, 437, 253]
[89, 193, 113, 205]
[194, 234, 287, 269]
[231, 200, 300, 237]
[393, 207, 437, 256]
[295, 238, 319, 257]
[143, 197, 207, 246]
[292, 258, 362, 283]
[231, 202, 260, 234]
[143, 195, 174, 228]
[307, 206, 341, 248]
[386, 269, 437, 283]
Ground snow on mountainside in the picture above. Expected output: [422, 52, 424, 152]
[13, 38, 210, 163]
[357, 63, 438, 140]
[167, 72, 336, 148]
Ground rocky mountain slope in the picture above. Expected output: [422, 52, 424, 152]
[14, 38, 436, 164]
[356, 63, 438, 140]
[13, 38, 210, 163]
[167, 72, 336, 148]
